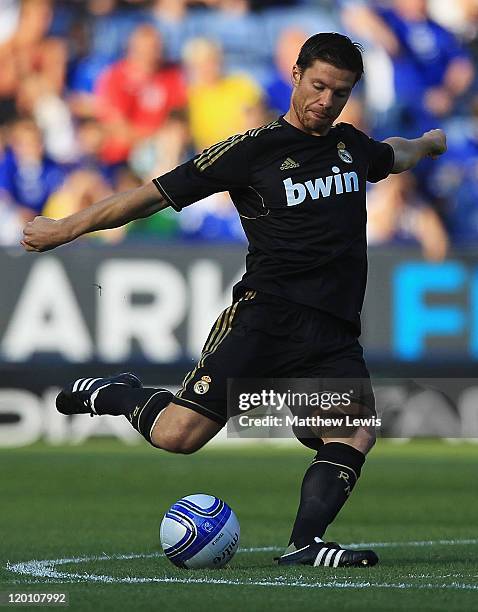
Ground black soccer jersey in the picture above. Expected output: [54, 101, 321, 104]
[153, 116, 394, 332]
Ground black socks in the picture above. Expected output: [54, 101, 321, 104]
[289, 442, 366, 548]
[92, 386, 174, 444]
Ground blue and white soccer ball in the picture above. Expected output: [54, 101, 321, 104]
[160, 494, 240, 569]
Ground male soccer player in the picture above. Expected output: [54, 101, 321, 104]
[22, 33, 446, 568]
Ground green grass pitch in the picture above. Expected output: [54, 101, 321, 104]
[1, 440, 477, 611]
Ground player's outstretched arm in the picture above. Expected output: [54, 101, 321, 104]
[21, 182, 167, 252]
[384, 129, 447, 174]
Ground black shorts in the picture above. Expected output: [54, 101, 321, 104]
[174, 290, 374, 427]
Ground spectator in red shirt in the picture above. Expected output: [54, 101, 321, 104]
[95, 24, 186, 164]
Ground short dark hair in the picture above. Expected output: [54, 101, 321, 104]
[296, 33, 364, 84]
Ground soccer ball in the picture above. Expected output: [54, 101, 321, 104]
[160, 494, 240, 569]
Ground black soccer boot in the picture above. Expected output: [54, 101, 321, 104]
[56, 373, 142, 416]
[276, 537, 379, 568]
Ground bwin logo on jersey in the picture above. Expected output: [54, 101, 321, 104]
[283, 166, 359, 206]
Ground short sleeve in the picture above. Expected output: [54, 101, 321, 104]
[153, 134, 250, 211]
[365, 137, 395, 183]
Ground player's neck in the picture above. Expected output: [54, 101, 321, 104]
[283, 110, 331, 137]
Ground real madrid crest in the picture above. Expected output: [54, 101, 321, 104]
[194, 376, 211, 394]
[337, 141, 353, 164]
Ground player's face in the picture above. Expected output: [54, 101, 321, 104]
[290, 60, 356, 135]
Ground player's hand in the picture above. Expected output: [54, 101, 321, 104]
[422, 129, 447, 160]
[21, 216, 68, 252]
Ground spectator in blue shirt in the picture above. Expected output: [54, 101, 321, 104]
[343, 0, 475, 136]
[0, 119, 65, 221]
[67, 0, 151, 118]
[265, 27, 308, 114]
[425, 114, 478, 243]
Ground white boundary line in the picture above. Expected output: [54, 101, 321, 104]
[5, 539, 478, 591]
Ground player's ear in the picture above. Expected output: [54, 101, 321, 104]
[291, 64, 302, 88]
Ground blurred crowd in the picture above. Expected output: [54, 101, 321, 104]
[0, 0, 477, 258]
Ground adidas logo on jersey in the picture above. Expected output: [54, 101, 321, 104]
[283, 166, 359, 206]
[280, 157, 300, 170]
